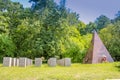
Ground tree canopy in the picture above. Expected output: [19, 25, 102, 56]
[0, 0, 120, 62]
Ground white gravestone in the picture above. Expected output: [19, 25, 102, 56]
[48, 58, 56, 67]
[57, 58, 71, 66]
[26, 58, 30, 66]
[35, 58, 42, 66]
[19, 57, 27, 67]
[64, 58, 71, 66]
[57, 59, 65, 66]
[30, 59, 33, 65]
[3, 57, 12, 67]
[16, 58, 19, 66]
[12, 58, 16, 66]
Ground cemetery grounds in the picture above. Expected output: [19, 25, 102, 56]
[0, 62, 120, 80]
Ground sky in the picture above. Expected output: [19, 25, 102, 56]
[11, 0, 120, 24]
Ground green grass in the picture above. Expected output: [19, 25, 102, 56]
[0, 62, 120, 80]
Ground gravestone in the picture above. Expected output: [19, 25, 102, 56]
[64, 58, 71, 66]
[57, 58, 71, 66]
[16, 58, 19, 66]
[12, 58, 16, 66]
[57, 59, 64, 66]
[27, 58, 33, 66]
[26, 58, 30, 66]
[30, 59, 33, 65]
[48, 58, 56, 67]
[19, 57, 27, 67]
[3, 57, 12, 67]
[28, 58, 31, 66]
[35, 58, 42, 66]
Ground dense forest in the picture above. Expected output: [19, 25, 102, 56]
[0, 0, 120, 62]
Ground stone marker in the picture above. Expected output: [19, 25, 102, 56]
[35, 58, 42, 66]
[30, 59, 33, 65]
[3, 57, 12, 67]
[12, 58, 16, 66]
[16, 58, 19, 66]
[27, 58, 33, 66]
[57, 58, 71, 66]
[64, 58, 71, 66]
[48, 58, 56, 67]
[19, 57, 27, 67]
[57, 59, 64, 66]
[26, 58, 30, 66]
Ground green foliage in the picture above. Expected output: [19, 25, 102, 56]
[11, 19, 41, 58]
[77, 21, 86, 35]
[86, 22, 97, 33]
[0, 0, 120, 63]
[0, 34, 15, 58]
[63, 27, 92, 63]
[0, 15, 10, 34]
[95, 15, 111, 30]
[114, 11, 120, 21]
[0, 0, 11, 12]
[100, 22, 120, 61]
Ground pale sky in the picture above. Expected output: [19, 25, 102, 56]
[11, 0, 120, 24]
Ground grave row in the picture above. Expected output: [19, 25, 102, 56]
[48, 58, 71, 67]
[3, 57, 32, 67]
[3, 57, 71, 67]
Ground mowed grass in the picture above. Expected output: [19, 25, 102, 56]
[0, 62, 120, 80]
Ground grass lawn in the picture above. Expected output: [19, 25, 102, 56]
[0, 62, 120, 80]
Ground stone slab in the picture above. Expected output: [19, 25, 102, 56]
[16, 58, 19, 66]
[57, 59, 64, 66]
[12, 58, 16, 66]
[35, 58, 42, 66]
[3, 57, 12, 67]
[64, 58, 71, 66]
[57, 58, 71, 66]
[48, 58, 56, 67]
[19, 57, 27, 67]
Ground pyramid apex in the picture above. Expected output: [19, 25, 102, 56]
[92, 29, 97, 33]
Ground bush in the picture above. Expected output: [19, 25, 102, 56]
[0, 34, 15, 58]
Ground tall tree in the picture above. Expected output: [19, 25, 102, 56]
[60, 0, 66, 7]
[95, 15, 111, 30]
[100, 22, 120, 61]
[114, 11, 120, 22]
[85, 22, 97, 34]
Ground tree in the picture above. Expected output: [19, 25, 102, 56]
[0, 34, 15, 60]
[77, 21, 86, 35]
[85, 22, 97, 34]
[0, 15, 10, 34]
[1, 0, 109, 63]
[95, 15, 111, 30]
[63, 26, 92, 63]
[114, 11, 120, 22]
[60, 0, 66, 8]
[100, 22, 120, 61]
[27, 0, 80, 60]
[0, 0, 11, 12]
[11, 19, 41, 58]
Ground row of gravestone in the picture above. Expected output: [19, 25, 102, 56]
[3, 57, 33, 67]
[3, 57, 71, 67]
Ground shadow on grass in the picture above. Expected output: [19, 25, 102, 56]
[0, 63, 3, 67]
[114, 62, 120, 71]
